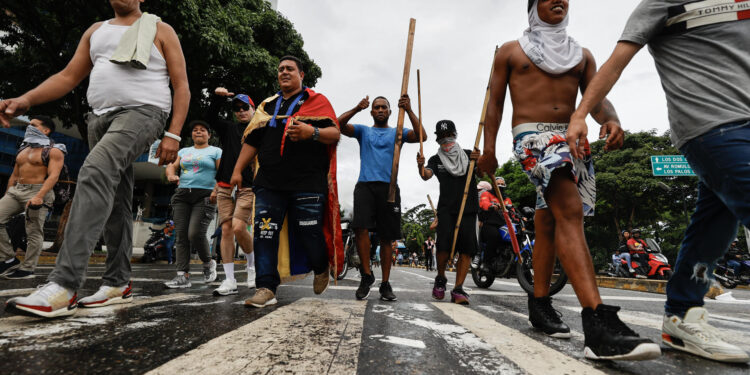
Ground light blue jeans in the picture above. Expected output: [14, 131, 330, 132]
[666, 120, 750, 317]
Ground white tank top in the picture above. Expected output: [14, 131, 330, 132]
[87, 20, 172, 115]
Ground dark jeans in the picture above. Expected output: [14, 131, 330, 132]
[253, 187, 328, 293]
[666, 120, 750, 317]
[171, 188, 216, 273]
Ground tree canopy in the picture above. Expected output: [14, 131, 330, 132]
[0, 0, 322, 141]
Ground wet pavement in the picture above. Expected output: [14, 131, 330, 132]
[1, 263, 749, 374]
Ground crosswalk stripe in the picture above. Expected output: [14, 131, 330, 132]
[146, 298, 366, 375]
[434, 303, 607, 375]
[476, 305, 586, 340]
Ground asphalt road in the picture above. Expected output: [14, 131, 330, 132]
[1, 263, 749, 374]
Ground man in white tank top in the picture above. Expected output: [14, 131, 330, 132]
[1, 0, 189, 318]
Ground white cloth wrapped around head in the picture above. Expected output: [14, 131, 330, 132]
[518, 0, 583, 75]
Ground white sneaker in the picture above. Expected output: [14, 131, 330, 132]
[213, 278, 238, 296]
[79, 282, 133, 308]
[246, 267, 256, 289]
[662, 307, 750, 363]
[204, 259, 217, 283]
[164, 274, 191, 289]
[5, 282, 77, 318]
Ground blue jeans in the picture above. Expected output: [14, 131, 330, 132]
[613, 253, 632, 268]
[727, 259, 742, 275]
[666, 120, 750, 317]
[253, 187, 328, 293]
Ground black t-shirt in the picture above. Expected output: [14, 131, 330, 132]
[212, 118, 254, 186]
[244, 91, 335, 193]
[426, 150, 478, 215]
[207, 95, 253, 186]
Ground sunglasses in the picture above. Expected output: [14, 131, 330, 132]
[234, 104, 250, 112]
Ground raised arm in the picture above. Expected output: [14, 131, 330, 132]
[401, 94, 428, 143]
[477, 42, 512, 175]
[416, 153, 433, 181]
[0, 23, 99, 126]
[567, 42, 643, 158]
[337, 96, 370, 137]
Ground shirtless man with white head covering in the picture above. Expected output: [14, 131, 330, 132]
[477, 0, 660, 361]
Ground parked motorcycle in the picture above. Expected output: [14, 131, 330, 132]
[141, 221, 173, 263]
[472, 207, 568, 296]
[714, 255, 750, 289]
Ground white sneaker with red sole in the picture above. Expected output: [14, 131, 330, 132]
[78, 282, 133, 308]
[5, 282, 78, 318]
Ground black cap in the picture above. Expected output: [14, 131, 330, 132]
[188, 120, 211, 132]
[528, 0, 536, 12]
[435, 120, 457, 138]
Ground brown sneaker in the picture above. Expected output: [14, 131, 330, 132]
[245, 288, 277, 308]
[313, 268, 330, 295]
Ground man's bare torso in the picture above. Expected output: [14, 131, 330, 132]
[506, 41, 589, 126]
[15, 147, 48, 185]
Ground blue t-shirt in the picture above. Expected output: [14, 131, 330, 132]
[177, 146, 222, 190]
[353, 124, 410, 183]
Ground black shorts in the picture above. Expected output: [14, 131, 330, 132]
[352, 181, 402, 241]
[436, 212, 478, 256]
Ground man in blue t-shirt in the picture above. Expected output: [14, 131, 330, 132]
[338, 94, 427, 301]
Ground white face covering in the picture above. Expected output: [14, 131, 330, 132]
[437, 137, 469, 177]
[518, 0, 583, 75]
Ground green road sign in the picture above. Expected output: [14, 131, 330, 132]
[651, 155, 696, 176]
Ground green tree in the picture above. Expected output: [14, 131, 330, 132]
[401, 204, 436, 256]
[0, 0, 322, 142]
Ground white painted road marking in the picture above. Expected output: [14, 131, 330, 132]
[436, 303, 607, 375]
[147, 298, 366, 375]
[369, 334, 426, 349]
[372, 303, 522, 374]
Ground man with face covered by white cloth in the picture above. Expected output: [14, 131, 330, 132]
[478, 0, 660, 361]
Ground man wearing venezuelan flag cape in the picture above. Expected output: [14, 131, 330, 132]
[231, 56, 343, 308]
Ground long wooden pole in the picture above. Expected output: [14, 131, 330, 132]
[427, 194, 437, 217]
[417, 69, 425, 177]
[449, 47, 498, 261]
[388, 18, 416, 203]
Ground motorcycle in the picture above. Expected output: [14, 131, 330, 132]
[331, 220, 359, 280]
[714, 255, 750, 289]
[141, 222, 173, 263]
[606, 238, 672, 280]
[472, 207, 569, 296]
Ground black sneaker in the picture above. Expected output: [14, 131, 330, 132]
[355, 272, 375, 300]
[3, 269, 34, 280]
[528, 295, 571, 339]
[0, 257, 21, 276]
[581, 304, 661, 361]
[379, 281, 397, 301]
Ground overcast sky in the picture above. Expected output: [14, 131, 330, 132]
[276, 0, 669, 215]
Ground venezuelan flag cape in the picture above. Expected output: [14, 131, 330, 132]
[243, 88, 344, 281]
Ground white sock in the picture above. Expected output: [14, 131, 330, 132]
[224, 263, 235, 281]
[4, 258, 15, 263]
[246, 252, 255, 269]
[177, 271, 185, 276]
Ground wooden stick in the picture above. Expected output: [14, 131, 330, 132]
[449, 46, 498, 262]
[388, 18, 416, 203]
[427, 194, 437, 217]
[487, 172, 521, 262]
[417, 69, 424, 177]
